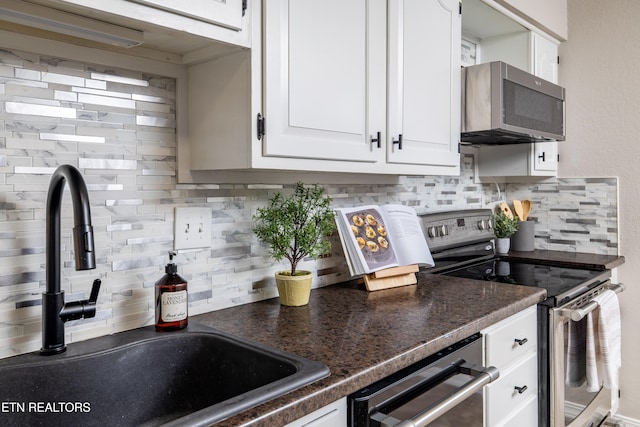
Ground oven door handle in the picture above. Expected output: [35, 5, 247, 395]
[559, 282, 624, 322]
[371, 365, 500, 427]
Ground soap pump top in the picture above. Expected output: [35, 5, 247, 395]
[165, 251, 178, 275]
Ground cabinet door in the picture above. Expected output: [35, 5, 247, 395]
[485, 353, 538, 426]
[387, 0, 461, 168]
[531, 33, 559, 174]
[532, 141, 558, 173]
[532, 33, 558, 82]
[262, 0, 386, 164]
[484, 306, 537, 371]
[483, 306, 538, 427]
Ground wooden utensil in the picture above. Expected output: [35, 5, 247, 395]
[513, 200, 524, 221]
[500, 201, 513, 219]
[522, 200, 532, 220]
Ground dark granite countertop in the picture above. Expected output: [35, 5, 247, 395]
[192, 272, 547, 426]
[504, 250, 625, 270]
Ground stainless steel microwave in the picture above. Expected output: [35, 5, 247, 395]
[461, 61, 565, 144]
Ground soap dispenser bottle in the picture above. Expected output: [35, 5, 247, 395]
[155, 251, 188, 331]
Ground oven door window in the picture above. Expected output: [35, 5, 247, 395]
[562, 317, 607, 426]
[555, 309, 613, 427]
[349, 335, 492, 427]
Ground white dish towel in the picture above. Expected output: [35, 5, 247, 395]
[585, 289, 622, 392]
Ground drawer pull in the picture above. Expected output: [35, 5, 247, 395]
[514, 385, 528, 394]
[514, 338, 528, 346]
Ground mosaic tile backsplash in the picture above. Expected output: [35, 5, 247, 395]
[0, 48, 618, 358]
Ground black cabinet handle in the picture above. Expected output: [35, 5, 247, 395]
[257, 113, 265, 140]
[392, 134, 403, 150]
[538, 152, 546, 162]
[514, 385, 528, 394]
[514, 338, 528, 346]
[371, 131, 381, 148]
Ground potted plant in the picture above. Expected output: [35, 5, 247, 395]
[253, 182, 336, 306]
[493, 210, 519, 254]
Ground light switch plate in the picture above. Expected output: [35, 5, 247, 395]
[174, 207, 212, 250]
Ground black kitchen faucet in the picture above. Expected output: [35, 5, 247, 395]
[41, 165, 101, 355]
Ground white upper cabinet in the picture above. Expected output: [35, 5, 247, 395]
[188, 0, 461, 177]
[532, 32, 559, 82]
[43, 0, 251, 52]
[262, 0, 385, 165]
[387, 0, 461, 169]
[130, 0, 244, 30]
[260, 0, 460, 174]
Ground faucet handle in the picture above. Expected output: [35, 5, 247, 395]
[88, 279, 101, 305]
[60, 278, 101, 322]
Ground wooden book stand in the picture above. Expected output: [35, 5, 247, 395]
[363, 264, 419, 291]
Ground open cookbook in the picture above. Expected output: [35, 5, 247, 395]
[335, 204, 434, 276]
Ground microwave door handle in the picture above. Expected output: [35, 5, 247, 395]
[559, 282, 624, 321]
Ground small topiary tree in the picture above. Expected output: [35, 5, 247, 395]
[494, 210, 520, 238]
[253, 182, 336, 276]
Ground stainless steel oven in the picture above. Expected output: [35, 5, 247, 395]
[417, 209, 624, 427]
[348, 333, 499, 427]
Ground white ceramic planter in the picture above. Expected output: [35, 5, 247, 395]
[495, 237, 511, 255]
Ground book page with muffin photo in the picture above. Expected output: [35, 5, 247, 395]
[335, 204, 434, 276]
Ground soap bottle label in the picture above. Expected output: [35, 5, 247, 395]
[161, 290, 188, 322]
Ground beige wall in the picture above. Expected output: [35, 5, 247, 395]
[560, 0, 640, 419]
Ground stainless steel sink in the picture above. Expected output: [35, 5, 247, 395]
[0, 322, 329, 426]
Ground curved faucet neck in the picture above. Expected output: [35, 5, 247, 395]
[45, 165, 96, 294]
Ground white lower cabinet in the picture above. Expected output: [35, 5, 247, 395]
[485, 352, 538, 426]
[482, 306, 538, 427]
[499, 393, 539, 427]
[284, 398, 347, 427]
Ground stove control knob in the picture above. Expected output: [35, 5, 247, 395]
[477, 220, 486, 230]
[439, 225, 448, 236]
[427, 226, 437, 238]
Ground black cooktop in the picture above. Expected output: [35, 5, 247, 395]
[443, 259, 611, 307]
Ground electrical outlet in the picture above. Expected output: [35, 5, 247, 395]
[174, 207, 212, 250]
